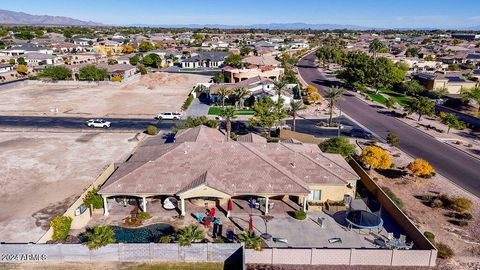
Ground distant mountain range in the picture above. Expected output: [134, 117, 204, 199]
[0, 9, 102, 26]
[0, 9, 478, 31]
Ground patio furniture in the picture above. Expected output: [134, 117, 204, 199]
[194, 212, 204, 223]
[163, 198, 176, 210]
[226, 230, 235, 242]
[273, 237, 288, 244]
[387, 232, 394, 240]
[328, 238, 342, 244]
[204, 216, 214, 222]
[399, 234, 406, 244]
[317, 217, 326, 228]
[268, 202, 275, 210]
[214, 217, 222, 224]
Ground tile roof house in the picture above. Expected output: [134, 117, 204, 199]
[413, 72, 478, 94]
[99, 126, 359, 216]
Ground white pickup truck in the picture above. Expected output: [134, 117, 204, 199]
[155, 112, 182, 120]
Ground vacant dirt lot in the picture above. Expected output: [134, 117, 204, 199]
[0, 73, 210, 118]
[0, 131, 140, 243]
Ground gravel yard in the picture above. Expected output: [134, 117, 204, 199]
[0, 131, 141, 243]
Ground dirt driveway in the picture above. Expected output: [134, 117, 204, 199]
[0, 73, 210, 119]
[0, 131, 141, 243]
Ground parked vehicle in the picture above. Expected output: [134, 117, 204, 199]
[155, 112, 182, 120]
[86, 119, 111, 128]
[348, 128, 373, 139]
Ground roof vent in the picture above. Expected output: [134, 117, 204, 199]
[290, 162, 296, 168]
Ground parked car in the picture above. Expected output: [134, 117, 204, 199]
[155, 112, 182, 120]
[348, 128, 373, 139]
[86, 119, 111, 128]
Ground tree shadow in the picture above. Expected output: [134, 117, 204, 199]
[375, 169, 408, 179]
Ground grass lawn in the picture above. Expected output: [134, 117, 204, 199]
[127, 262, 224, 270]
[367, 93, 388, 105]
[378, 88, 412, 107]
[208, 107, 254, 115]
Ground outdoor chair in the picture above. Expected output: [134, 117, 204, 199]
[399, 234, 406, 244]
[194, 212, 204, 223]
[214, 217, 222, 224]
[387, 232, 394, 240]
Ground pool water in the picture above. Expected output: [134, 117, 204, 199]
[112, 223, 174, 243]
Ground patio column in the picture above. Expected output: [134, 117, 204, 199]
[265, 197, 269, 215]
[142, 197, 147, 212]
[180, 198, 185, 216]
[303, 196, 307, 212]
[103, 196, 109, 216]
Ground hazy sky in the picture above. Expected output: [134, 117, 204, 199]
[2, 0, 480, 28]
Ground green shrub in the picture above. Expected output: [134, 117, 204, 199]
[159, 235, 171, 243]
[319, 137, 356, 158]
[139, 66, 147, 75]
[386, 132, 400, 146]
[136, 211, 151, 221]
[452, 197, 472, 212]
[449, 219, 469, 227]
[294, 208, 307, 220]
[446, 212, 472, 220]
[423, 231, 435, 242]
[83, 188, 103, 209]
[146, 125, 158, 135]
[182, 94, 194, 111]
[431, 199, 443, 208]
[436, 242, 454, 259]
[51, 216, 73, 241]
[382, 187, 404, 209]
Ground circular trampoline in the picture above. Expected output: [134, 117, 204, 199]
[346, 210, 383, 230]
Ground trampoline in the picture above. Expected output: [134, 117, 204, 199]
[346, 210, 383, 230]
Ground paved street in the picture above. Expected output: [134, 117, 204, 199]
[0, 115, 177, 131]
[298, 52, 480, 198]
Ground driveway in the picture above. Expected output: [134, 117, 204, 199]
[186, 97, 210, 117]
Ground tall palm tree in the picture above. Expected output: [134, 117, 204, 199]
[273, 80, 287, 102]
[220, 107, 236, 141]
[217, 86, 232, 108]
[369, 38, 385, 61]
[84, 226, 116, 250]
[324, 86, 345, 126]
[177, 225, 205, 247]
[289, 100, 305, 132]
[234, 87, 250, 109]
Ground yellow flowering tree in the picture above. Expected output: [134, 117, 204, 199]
[121, 45, 136, 54]
[407, 159, 435, 177]
[111, 75, 122, 82]
[359, 146, 392, 170]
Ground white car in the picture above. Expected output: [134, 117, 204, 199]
[86, 119, 111, 128]
[156, 112, 182, 120]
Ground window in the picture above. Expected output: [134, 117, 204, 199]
[313, 190, 321, 201]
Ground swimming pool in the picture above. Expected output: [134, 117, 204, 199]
[112, 223, 174, 243]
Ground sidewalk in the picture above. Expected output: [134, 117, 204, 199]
[351, 90, 480, 160]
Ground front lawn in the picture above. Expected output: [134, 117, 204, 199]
[208, 107, 254, 116]
[378, 88, 412, 107]
[367, 93, 388, 105]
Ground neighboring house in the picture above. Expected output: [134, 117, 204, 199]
[451, 33, 480, 41]
[98, 125, 358, 216]
[0, 44, 53, 56]
[24, 53, 61, 66]
[288, 41, 309, 50]
[180, 51, 230, 69]
[398, 58, 447, 72]
[73, 38, 93, 46]
[222, 65, 284, 83]
[414, 72, 478, 94]
[471, 70, 480, 81]
[0, 63, 13, 73]
[242, 55, 280, 67]
[69, 63, 136, 81]
[207, 75, 299, 107]
[254, 41, 279, 50]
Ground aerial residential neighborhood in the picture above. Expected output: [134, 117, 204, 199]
[0, 1, 479, 270]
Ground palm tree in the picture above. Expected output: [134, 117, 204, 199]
[217, 86, 232, 108]
[289, 100, 305, 132]
[369, 38, 385, 61]
[177, 225, 205, 246]
[238, 231, 263, 250]
[84, 226, 116, 250]
[324, 86, 345, 126]
[234, 87, 250, 109]
[273, 80, 287, 102]
[219, 107, 236, 141]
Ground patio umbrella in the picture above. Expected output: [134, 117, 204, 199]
[249, 215, 254, 233]
[227, 199, 233, 218]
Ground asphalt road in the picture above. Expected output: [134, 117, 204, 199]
[298, 52, 480, 198]
[0, 115, 177, 131]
